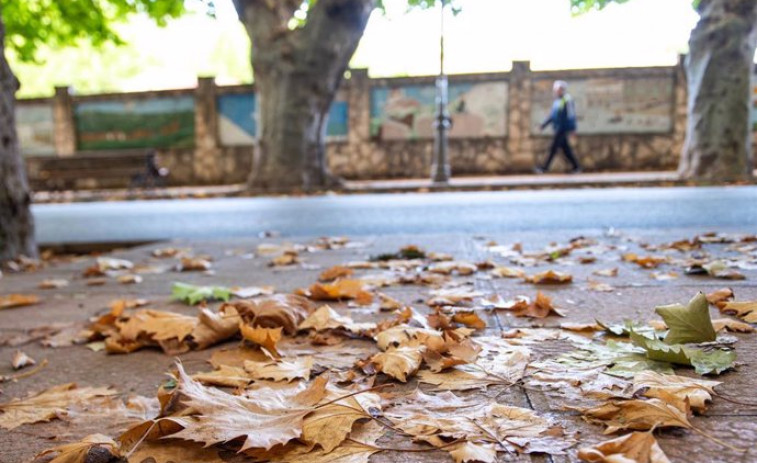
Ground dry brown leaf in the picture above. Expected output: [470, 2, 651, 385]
[306, 279, 374, 305]
[377, 292, 404, 311]
[319, 265, 354, 282]
[240, 324, 282, 356]
[301, 384, 381, 452]
[269, 251, 300, 267]
[623, 254, 667, 269]
[117, 274, 142, 284]
[11, 350, 35, 370]
[419, 343, 530, 390]
[571, 398, 692, 434]
[209, 346, 271, 369]
[490, 266, 525, 278]
[649, 271, 679, 281]
[560, 322, 603, 332]
[449, 442, 497, 463]
[230, 294, 314, 335]
[151, 247, 184, 258]
[244, 357, 313, 382]
[578, 431, 671, 463]
[712, 318, 755, 333]
[706, 288, 734, 309]
[428, 261, 478, 275]
[593, 268, 619, 277]
[524, 270, 573, 285]
[587, 279, 614, 292]
[720, 300, 757, 322]
[298, 305, 376, 334]
[0, 294, 39, 310]
[177, 257, 212, 271]
[370, 346, 423, 382]
[35, 434, 121, 463]
[231, 285, 276, 298]
[374, 325, 444, 351]
[0, 383, 116, 429]
[451, 311, 487, 330]
[499, 292, 564, 318]
[192, 365, 254, 388]
[267, 420, 384, 462]
[167, 364, 327, 451]
[427, 287, 483, 306]
[632, 371, 720, 413]
[38, 279, 69, 289]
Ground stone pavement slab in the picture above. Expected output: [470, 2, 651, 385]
[1, 229, 756, 462]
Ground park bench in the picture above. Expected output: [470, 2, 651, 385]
[26, 149, 169, 191]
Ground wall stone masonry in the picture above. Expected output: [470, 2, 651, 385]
[17, 56, 752, 189]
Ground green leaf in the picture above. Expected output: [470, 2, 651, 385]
[655, 293, 717, 345]
[630, 330, 735, 376]
[171, 282, 231, 305]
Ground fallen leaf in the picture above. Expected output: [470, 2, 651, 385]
[632, 371, 720, 413]
[244, 357, 313, 382]
[177, 257, 212, 271]
[720, 300, 757, 323]
[377, 292, 404, 311]
[370, 346, 423, 382]
[490, 266, 525, 278]
[501, 292, 565, 318]
[650, 271, 678, 281]
[623, 254, 667, 269]
[35, 434, 121, 463]
[11, 350, 35, 370]
[172, 282, 231, 305]
[711, 318, 755, 333]
[0, 383, 115, 429]
[577, 431, 671, 463]
[38, 279, 69, 289]
[117, 274, 142, 284]
[231, 294, 315, 334]
[449, 442, 498, 463]
[127, 440, 224, 463]
[298, 305, 375, 335]
[451, 311, 487, 330]
[266, 420, 384, 462]
[428, 261, 478, 276]
[572, 397, 692, 434]
[306, 280, 373, 305]
[319, 265, 354, 281]
[374, 325, 444, 351]
[654, 293, 716, 344]
[96, 257, 134, 271]
[427, 287, 484, 306]
[192, 365, 253, 388]
[587, 279, 614, 292]
[240, 325, 282, 356]
[167, 364, 327, 451]
[593, 268, 619, 277]
[560, 322, 603, 332]
[231, 285, 276, 298]
[706, 288, 734, 309]
[151, 247, 184, 258]
[630, 331, 736, 375]
[0, 294, 39, 310]
[525, 270, 573, 284]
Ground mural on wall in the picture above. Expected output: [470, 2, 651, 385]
[218, 93, 257, 146]
[75, 96, 195, 150]
[217, 92, 348, 145]
[370, 81, 508, 140]
[530, 77, 674, 134]
[16, 103, 56, 156]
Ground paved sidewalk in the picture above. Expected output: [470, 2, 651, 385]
[31, 171, 686, 204]
[1, 228, 756, 462]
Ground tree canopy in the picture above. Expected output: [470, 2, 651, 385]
[3, 0, 212, 63]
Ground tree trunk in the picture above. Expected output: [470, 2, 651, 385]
[679, 0, 757, 181]
[0, 11, 37, 263]
[234, 0, 374, 192]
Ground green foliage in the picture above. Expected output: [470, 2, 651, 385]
[655, 293, 717, 345]
[172, 282, 231, 305]
[2, 0, 214, 63]
[630, 330, 736, 376]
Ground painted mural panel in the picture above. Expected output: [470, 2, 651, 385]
[16, 103, 55, 156]
[217, 92, 348, 145]
[370, 81, 508, 140]
[75, 96, 195, 150]
[218, 93, 257, 146]
[530, 77, 674, 134]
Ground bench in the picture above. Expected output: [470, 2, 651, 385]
[26, 149, 169, 191]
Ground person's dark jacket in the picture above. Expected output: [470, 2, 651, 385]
[541, 94, 577, 133]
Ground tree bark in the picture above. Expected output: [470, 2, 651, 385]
[0, 11, 36, 263]
[234, 0, 374, 192]
[679, 0, 757, 181]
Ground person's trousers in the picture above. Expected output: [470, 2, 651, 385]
[542, 131, 580, 171]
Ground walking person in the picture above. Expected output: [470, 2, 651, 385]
[535, 80, 582, 174]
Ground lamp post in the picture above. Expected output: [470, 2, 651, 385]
[431, 0, 451, 184]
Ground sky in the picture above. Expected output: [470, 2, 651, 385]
[11, 0, 700, 97]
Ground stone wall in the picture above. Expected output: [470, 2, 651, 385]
[16, 57, 712, 189]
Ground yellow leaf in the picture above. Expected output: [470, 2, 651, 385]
[632, 371, 720, 413]
[451, 311, 487, 330]
[572, 398, 692, 434]
[319, 265, 354, 281]
[578, 431, 671, 463]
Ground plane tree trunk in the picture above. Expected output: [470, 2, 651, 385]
[234, 0, 374, 192]
[0, 11, 37, 263]
[679, 0, 757, 181]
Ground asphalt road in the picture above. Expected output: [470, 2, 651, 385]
[32, 186, 757, 245]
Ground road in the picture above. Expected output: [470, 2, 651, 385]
[32, 186, 757, 245]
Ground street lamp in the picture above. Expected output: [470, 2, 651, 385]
[431, 0, 451, 184]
